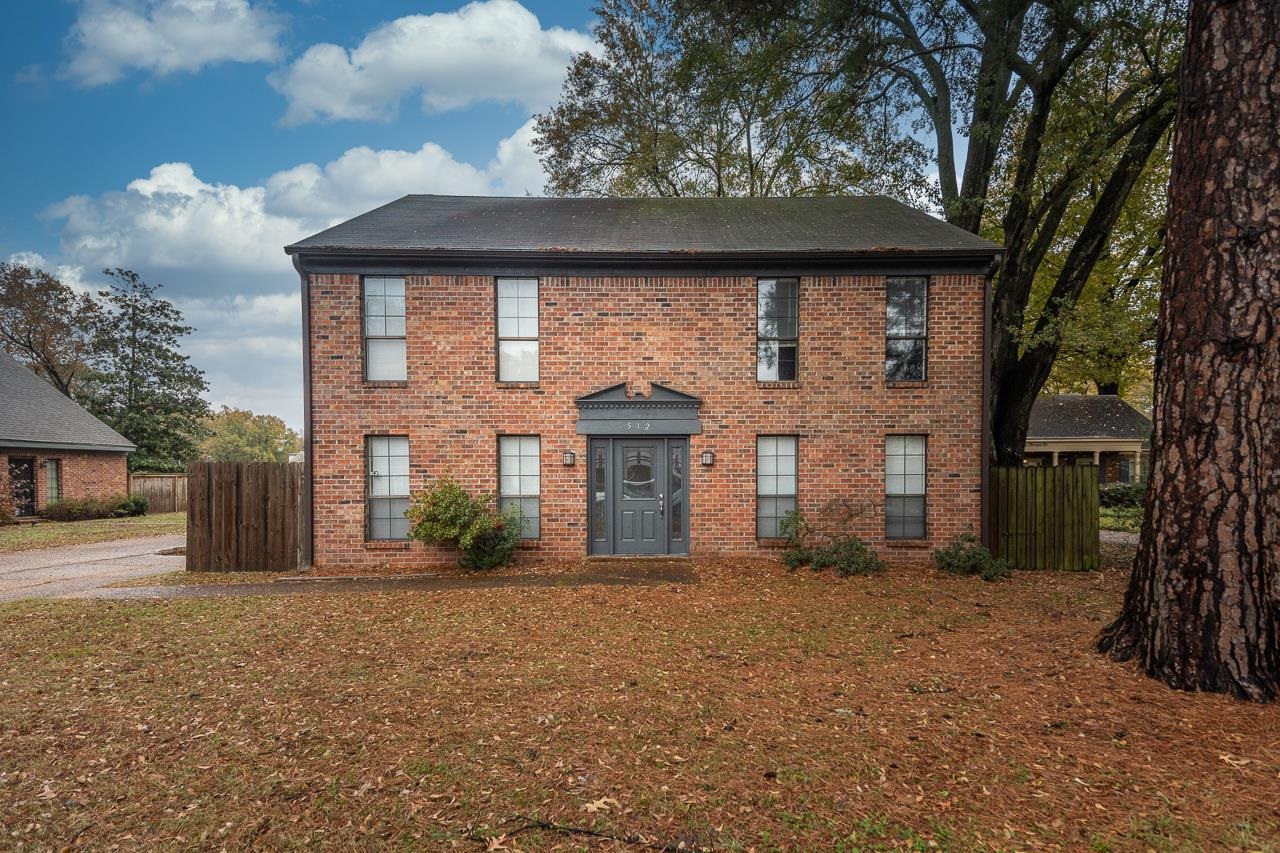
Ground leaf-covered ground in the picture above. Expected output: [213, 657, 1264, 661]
[0, 512, 185, 553]
[1, 542, 1277, 851]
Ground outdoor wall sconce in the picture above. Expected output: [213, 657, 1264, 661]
[563, 449, 577, 466]
[700, 449, 715, 466]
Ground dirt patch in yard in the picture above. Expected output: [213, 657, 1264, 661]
[0, 542, 1276, 850]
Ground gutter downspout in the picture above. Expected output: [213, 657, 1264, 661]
[292, 253, 314, 570]
[981, 252, 1001, 548]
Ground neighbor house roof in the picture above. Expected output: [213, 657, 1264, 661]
[1027, 395, 1152, 441]
[285, 194, 1002, 259]
[0, 353, 135, 453]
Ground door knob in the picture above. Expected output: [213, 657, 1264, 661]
[658, 492, 664, 517]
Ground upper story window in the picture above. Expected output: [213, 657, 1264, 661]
[364, 276, 406, 381]
[367, 436, 410, 540]
[886, 277, 928, 382]
[497, 278, 539, 382]
[757, 278, 799, 381]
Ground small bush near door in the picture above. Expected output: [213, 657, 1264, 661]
[933, 529, 1010, 581]
[42, 494, 148, 522]
[406, 476, 523, 571]
[779, 509, 885, 576]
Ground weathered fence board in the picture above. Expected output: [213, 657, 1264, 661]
[990, 465, 1099, 571]
[186, 462, 300, 572]
[128, 473, 188, 513]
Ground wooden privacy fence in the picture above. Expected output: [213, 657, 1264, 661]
[990, 465, 1100, 571]
[128, 473, 188, 513]
[186, 462, 300, 572]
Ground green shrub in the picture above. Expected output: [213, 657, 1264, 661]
[42, 494, 148, 522]
[810, 536, 885, 576]
[779, 509, 883, 575]
[114, 494, 149, 517]
[406, 476, 523, 571]
[933, 529, 1010, 581]
[1099, 481, 1145, 508]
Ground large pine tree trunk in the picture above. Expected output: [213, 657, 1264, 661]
[1097, 0, 1280, 700]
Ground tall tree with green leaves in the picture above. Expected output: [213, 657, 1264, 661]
[200, 406, 301, 463]
[82, 269, 210, 471]
[535, 0, 932, 200]
[0, 262, 101, 397]
[538, 0, 1183, 462]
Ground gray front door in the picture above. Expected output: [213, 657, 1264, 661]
[589, 437, 689, 556]
[616, 439, 665, 554]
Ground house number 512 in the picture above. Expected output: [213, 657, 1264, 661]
[626, 421, 652, 431]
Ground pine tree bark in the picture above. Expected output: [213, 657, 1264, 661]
[1097, 0, 1280, 700]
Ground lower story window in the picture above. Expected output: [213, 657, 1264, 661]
[498, 435, 540, 538]
[757, 435, 797, 538]
[885, 435, 926, 539]
[45, 459, 61, 503]
[367, 436, 409, 540]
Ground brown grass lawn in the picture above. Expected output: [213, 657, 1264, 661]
[1, 542, 1277, 851]
[0, 512, 186, 553]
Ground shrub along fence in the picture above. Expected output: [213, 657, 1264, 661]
[186, 462, 300, 572]
[989, 465, 1100, 571]
[128, 473, 188, 513]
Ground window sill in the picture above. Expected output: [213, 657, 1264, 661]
[885, 380, 929, 389]
[364, 540, 411, 550]
[364, 380, 409, 389]
[496, 382, 540, 390]
[756, 537, 788, 549]
[757, 381, 802, 390]
[884, 539, 930, 548]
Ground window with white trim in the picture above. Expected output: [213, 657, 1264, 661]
[886, 277, 927, 382]
[497, 278, 539, 382]
[885, 435, 926, 539]
[364, 276, 406, 381]
[366, 436, 409, 540]
[756, 436, 797, 538]
[45, 459, 61, 503]
[498, 435, 540, 538]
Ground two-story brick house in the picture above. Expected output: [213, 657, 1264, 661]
[286, 195, 1000, 571]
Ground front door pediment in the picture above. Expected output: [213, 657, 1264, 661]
[574, 383, 702, 435]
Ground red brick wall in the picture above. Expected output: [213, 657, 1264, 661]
[307, 273, 986, 572]
[1, 448, 129, 513]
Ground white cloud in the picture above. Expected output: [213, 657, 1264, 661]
[64, 0, 284, 86]
[45, 122, 545, 291]
[269, 0, 594, 124]
[5, 251, 91, 294]
[31, 123, 546, 427]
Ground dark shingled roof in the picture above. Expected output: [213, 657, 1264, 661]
[285, 194, 1001, 257]
[0, 353, 135, 453]
[1028, 395, 1152, 440]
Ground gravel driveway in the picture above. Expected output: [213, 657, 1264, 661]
[0, 535, 184, 602]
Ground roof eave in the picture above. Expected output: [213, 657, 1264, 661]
[0, 438, 136, 453]
[285, 246, 1003, 264]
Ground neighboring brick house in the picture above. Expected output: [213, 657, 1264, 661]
[286, 195, 1000, 571]
[1025, 394, 1152, 484]
[0, 353, 134, 516]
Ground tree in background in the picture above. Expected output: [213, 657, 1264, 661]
[0, 262, 101, 397]
[539, 0, 1183, 462]
[200, 406, 301, 463]
[81, 269, 210, 472]
[1039, 132, 1169, 403]
[1097, 0, 1278, 699]
[535, 0, 932, 200]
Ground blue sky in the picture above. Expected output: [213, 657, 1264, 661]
[1, 0, 597, 428]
